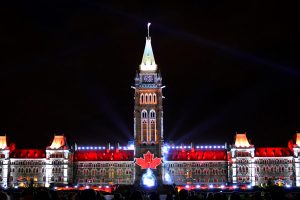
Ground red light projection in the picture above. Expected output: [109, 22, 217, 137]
[255, 147, 292, 157]
[74, 150, 134, 161]
[166, 149, 227, 161]
[136, 151, 161, 169]
[10, 149, 46, 158]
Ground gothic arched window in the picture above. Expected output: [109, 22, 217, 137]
[153, 93, 157, 104]
[141, 109, 148, 142]
[141, 110, 148, 119]
[150, 110, 156, 118]
[145, 93, 149, 104]
[140, 93, 144, 104]
[149, 93, 152, 104]
[149, 110, 156, 142]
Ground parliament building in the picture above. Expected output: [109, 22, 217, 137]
[1, 29, 300, 189]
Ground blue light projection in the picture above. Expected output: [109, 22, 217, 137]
[142, 169, 156, 187]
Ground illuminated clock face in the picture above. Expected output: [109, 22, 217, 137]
[143, 75, 154, 82]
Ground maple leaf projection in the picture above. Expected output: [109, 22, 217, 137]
[136, 151, 162, 169]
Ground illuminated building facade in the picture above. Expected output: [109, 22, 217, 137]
[1, 27, 300, 188]
[0, 135, 73, 188]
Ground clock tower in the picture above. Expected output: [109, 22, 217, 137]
[133, 24, 164, 186]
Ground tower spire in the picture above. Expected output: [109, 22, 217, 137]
[147, 22, 151, 38]
[140, 22, 157, 71]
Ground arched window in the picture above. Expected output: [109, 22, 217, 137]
[149, 93, 152, 104]
[145, 94, 149, 104]
[141, 109, 148, 142]
[109, 170, 114, 179]
[149, 110, 156, 142]
[141, 109, 148, 119]
[153, 93, 157, 104]
[150, 120, 156, 142]
[140, 93, 144, 104]
[150, 110, 156, 118]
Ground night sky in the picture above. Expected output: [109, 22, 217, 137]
[1, 1, 299, 148]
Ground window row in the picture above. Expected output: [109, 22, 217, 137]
[255, 175, 294, 181]
[78, 169, 132, 176]
[78, 178, 133, 184]
[167, 162, 226, 168]
[141, 110, 157, 143]
[50, 153, 65, 158]
[193, 169, 227, 175]
[52, 160, 64, 165]
[141, 109, 156, 119]
[51, 176, 64, 182]
[140, 93, 157, 104]
[16, 167, 44, 174]
[14, 175, 44, 182]
[236, 152, 251, 157]
[52, 167, 63, 173]
[171, 177, 227, 183]
[170, 169, 226, 176]
[255, 159, 292, 164]
[237, 176, 250, 182]
[236, 159, 249, 164]
[10, 161, 45, 165]
[238, 166, 249, 173]
[256, 166, 294, 173]
[77, 163, 134, 168]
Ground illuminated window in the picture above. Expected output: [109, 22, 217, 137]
[153, 93, 157, 104]
[186, 170, 192, 178]
[141, 109, 148, 118]
[117, 169, 123, 176]
[109, 170, 114, 179]
[150, 110, 156, 118]
[149, 110, 156, 142]
[141, 109, 148, 142]
[145, 93, 149, 104]
[140, 93, 144, 104]
[149, 93, 152, 103]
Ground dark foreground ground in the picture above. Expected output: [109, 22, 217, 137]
[1, 186, 300, 200]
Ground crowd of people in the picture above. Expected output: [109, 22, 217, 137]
[0, 186, 299, 200]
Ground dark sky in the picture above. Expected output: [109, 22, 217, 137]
[1, 1, 299, 148]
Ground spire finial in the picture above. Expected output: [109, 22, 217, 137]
[147, 22, 151, 38]
[140, 23, 157, 71]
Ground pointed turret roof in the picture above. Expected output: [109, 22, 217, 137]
[0, 135, 7, 149]
[139, 23, 157, 71]
[234, 132, 251, 148]
[295, 132, 300, 146]
[49, 135, 68, 149]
